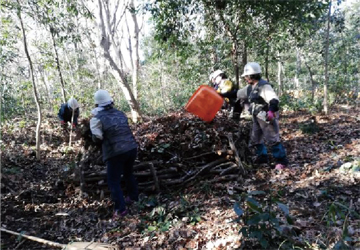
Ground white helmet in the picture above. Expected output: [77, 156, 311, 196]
[94, 89, 113, 105]
[67, 97, 79, 109]
[210, 69, 224, 81]
[241, 62, 261, 77]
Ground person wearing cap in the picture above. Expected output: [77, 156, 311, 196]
[236, 62, 288, 170]
[58, 97, 80, 128]
[90, 89, 139, 220]
[209, 70, 241, 119]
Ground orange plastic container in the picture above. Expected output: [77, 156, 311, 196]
[185, 85, 223, 122]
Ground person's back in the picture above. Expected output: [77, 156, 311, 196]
[94, 106, 137, 162]
[90, 89, 139, 219]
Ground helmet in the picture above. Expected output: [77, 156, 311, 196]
[241, 62, 261, 77]
[67, 97, 79, 109]
[94, 89, 113, 105]
[210, 70, 224, 81]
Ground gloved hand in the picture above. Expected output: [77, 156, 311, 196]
[224, 98, 229, 103]
[267, 111, 275, 121]
[60, 120, 65, 125]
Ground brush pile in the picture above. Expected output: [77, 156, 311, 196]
[75, 110, 252, 194]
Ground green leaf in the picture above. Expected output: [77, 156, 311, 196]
[234, 203, 244, 217]
[247, 214, 262, 225]
[249, 229, 263, 239]
[277, 202, 289, 215]
[240, 227, 248, 237]
[246, 198, 262, 213]
[147, 226, 157, 232]
[248, 190, 266, 196]
[286, 215, 294, 225]
[259, 238, 269, 248]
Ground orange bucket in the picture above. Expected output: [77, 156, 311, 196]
[185, 85, 223, 122]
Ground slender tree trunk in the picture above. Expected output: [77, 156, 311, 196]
[17, 3, 42, 160]
[241, 42, 247, 86]
[130, 0, 140, 100]
[324, 1, 331, 114]
[160, 60, 167, 111]
[277, 51, 282, 96]
[304, 61, 316, 102]
[265, 43, 270, 82]
[231, 41, 239, 88]
[294, 48, 301, 90]
[39, 68, 53, 113]
[50, 28, 66, 103]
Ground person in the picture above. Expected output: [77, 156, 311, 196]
[209, 70, 241, 119]
[236, 62, 288, 170]
[58, 97, 80, 128]
[90, 89, 139, 219]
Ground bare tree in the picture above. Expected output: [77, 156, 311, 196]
[17, 1, 42, 160]
[97, 0, 142, 122]
[129, 0, 140, 100]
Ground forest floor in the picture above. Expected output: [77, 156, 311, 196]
[1, 104, 360, 250]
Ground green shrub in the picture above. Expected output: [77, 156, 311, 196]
[234, 191, 294, 249]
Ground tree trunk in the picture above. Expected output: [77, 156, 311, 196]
[277, 51, 283, 96]
[265, 42, 270, 82]
[97, 0, 142, 122]
[304, 61, 316, 102]
[294, 47, 301, 90]
[324, 1, 331, 115]
[232, 41, 239, 88]
[39, 67, 53, 113]
[17, 2, 42, 160]
[50, 27, 66, 104]
[241, 42, 247, 86]
[129, 0, 140, 101]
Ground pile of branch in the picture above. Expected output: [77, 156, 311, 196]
[75, 110, 252, 194]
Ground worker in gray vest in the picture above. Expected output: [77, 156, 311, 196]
[237, 62, 288, 170]
[90, 89, 138, 219]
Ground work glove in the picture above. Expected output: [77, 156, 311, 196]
[267, 110, 275, 121]
[60, 120, 65, 125]
[224, 97, 230, 103]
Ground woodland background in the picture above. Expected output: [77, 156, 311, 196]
[1, 0, 360, 249]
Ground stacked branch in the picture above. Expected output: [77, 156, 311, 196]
[75, 110, 252, 194]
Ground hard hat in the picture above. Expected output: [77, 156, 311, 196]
[209, 72, 214, 81]
[241, 62, 261, 77]
[210, 70, 224, 81]
[67, 97, 79, 109]
[94, 89, 113, 105]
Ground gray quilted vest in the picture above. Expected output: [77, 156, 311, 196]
[95, 107, 138, 162]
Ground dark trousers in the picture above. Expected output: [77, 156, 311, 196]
[106, 148, 138, 212]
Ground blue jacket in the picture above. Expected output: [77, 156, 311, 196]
[58, 103, 79, 125]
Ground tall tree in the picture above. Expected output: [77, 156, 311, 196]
[323, 1, 332, 114]
[97, 0, 142, 122]
[148, 0, 329, 85]
[16, 1, 42, 160]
